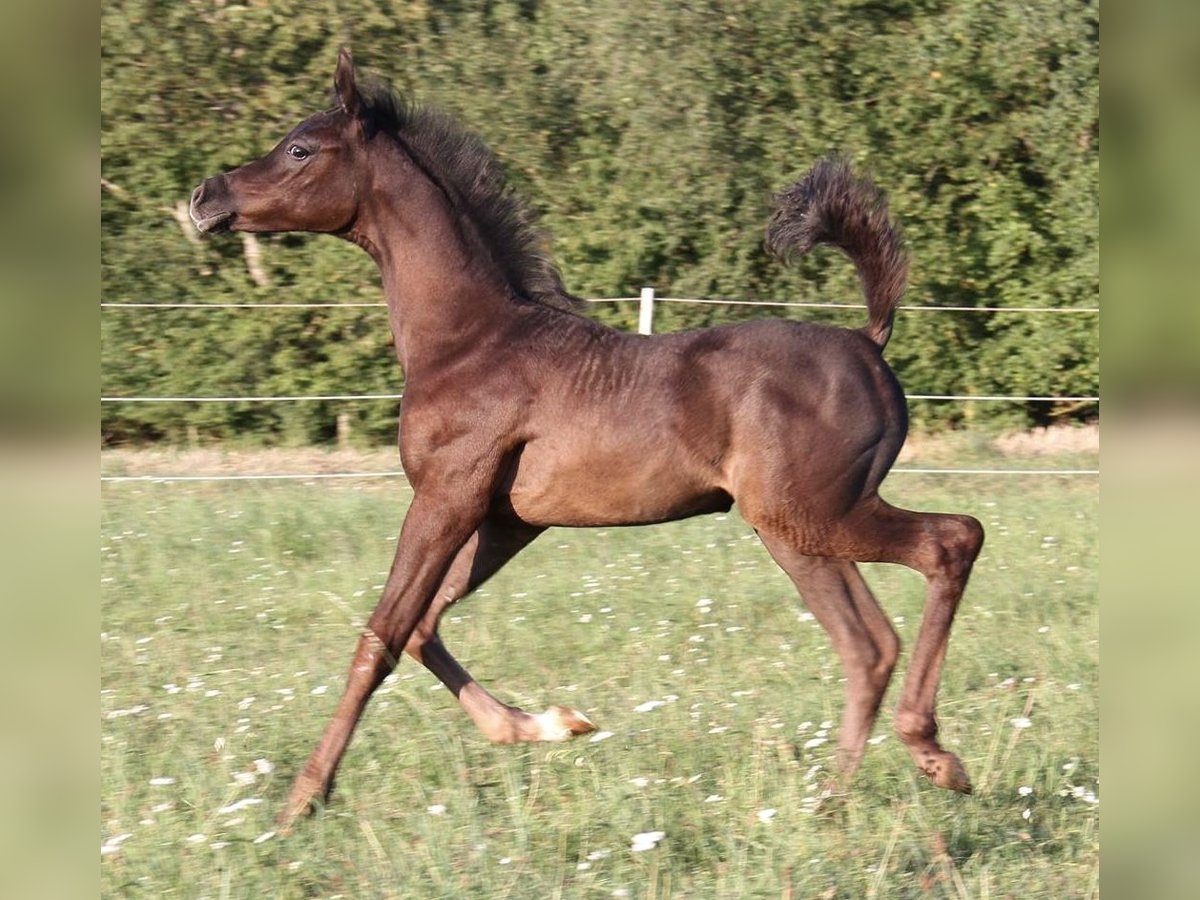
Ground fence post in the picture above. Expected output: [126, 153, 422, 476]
[638, 286, 655, 335]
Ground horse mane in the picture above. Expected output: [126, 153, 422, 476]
[351, 77, 582, 312]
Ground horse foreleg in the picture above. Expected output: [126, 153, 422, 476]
[277, 491, 484, 829]
[404, 519, 595, 743]
[277, 630, 393, 828]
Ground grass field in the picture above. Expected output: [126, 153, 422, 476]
[101, 437, 1098, 898]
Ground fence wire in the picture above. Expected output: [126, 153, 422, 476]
[101, 293, 1098, 480]
[101, 466, 1098, 483]
[103, 297, 1101, 313]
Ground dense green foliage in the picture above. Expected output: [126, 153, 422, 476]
[101, 0, 1098, 446]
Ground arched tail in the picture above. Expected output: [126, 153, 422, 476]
[766, 157, 908, 350]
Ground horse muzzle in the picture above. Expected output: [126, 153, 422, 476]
[189, 177, 236, 234]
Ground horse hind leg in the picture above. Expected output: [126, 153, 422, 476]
[873, 504, 984, 792]
[409, 637, 595, 743]
[756, 541, 900, 784]
[404, 518, 596, 744]
[754, 496, 982, 793]
[814, 499, 984, 792]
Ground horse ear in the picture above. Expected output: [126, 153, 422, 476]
[334, 47, 361, 118]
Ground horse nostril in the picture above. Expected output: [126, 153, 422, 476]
[191, 183, 205, 207]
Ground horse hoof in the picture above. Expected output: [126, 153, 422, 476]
[534, 705, 596, 741]
[812, 782, 848, 817]
[923, 752, 972, 794]
[276, 776, 326, 831]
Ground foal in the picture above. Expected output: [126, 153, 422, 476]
[190, 49, 983, 828]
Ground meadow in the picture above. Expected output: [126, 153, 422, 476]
[101, 437, 1098, 898]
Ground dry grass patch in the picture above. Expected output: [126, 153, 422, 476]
[102, 426, 1099, 478]
[994, 425, 1099, 457]
[101, 446, 404, 478]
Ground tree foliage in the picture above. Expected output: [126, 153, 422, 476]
[101, 0, 1098, 446]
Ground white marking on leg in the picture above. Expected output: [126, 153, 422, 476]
[533, 706, 595, 741]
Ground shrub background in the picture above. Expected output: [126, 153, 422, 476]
[100, 0, 1099, 445]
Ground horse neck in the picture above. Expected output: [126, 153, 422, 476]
[351, 147, 515, 375]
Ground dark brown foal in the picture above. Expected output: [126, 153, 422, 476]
[190, 49, 983, 829]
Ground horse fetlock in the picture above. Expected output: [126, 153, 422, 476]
[894, 709, 938, 745]
[834, 744, 866, 776]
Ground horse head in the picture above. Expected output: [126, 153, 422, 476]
[189, 48, 370, 237]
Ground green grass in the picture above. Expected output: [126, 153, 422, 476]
[101, 457, 1098, 898]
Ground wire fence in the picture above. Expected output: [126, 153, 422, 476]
[100, 392, 1100, 404]
[100, 297, 1102, 313]
[100, 291, 1099, 481]
[100, 466, 1099, 484]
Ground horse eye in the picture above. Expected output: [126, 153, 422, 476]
[287, 144, 311, 161]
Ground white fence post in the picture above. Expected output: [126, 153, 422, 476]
[638, 286, 655, 335]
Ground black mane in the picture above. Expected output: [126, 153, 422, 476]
[352, 77, 581, 312]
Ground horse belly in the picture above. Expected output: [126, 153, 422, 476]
[497, 440, 730, 527]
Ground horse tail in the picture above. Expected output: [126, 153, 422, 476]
[765, 157, 908, 350]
